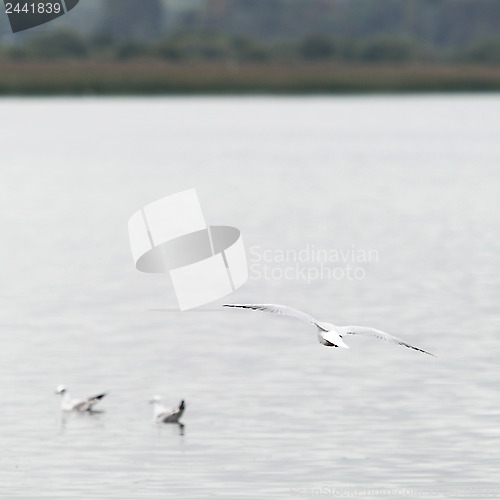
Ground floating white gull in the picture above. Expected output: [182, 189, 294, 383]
[150, 396, 186, 423]
[223, 303, 434, 356]
[55, 385, 107, 412]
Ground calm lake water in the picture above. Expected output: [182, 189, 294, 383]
[1, 95, 500, 499]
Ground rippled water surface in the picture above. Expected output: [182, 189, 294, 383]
[1, 95, 500, 499]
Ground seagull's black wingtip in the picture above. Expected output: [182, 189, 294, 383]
[412, 346, 436, 357]
[401, 342, 436, 357]
[418, 347, 436, 357]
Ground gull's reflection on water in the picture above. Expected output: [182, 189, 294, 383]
[58, 411, 185, 435]
[155, 422, 185, 436]
[59, 410, 106, 433]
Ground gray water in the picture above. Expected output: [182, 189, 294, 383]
[1, 95, 500, 499]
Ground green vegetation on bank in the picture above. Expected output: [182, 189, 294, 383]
[2, 61, 500, 95]
[2, 30, 500, 65]
[1, 30, 500, 94]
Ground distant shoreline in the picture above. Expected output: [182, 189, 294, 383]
[1, 61, 500, 95]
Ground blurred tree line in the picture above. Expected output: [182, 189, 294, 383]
[71, 0, 500, 47]
[1, 0, 500, 64]
[2, 30, 500, 64]
[196, 0, 500, 48]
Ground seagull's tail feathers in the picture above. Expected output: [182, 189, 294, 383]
[320, 329, 350, 349]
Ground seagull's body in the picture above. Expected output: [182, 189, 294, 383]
[223, 304, 434, 356]
[150, 396, 185, 423]
[55, 385, 107, 412]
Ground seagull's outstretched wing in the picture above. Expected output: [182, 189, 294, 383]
[338, 325, 434, 356]
[224, 304, 328, 329]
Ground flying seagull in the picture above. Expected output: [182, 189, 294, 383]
[223, 304, 434, 356]
[55, 385, 107, 412]
[150, 396, 186, 423]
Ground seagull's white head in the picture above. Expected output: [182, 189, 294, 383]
[55, 385, 67, 395]
[149, 395, 162, 404]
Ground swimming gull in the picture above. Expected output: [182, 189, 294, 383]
[55, 385, 107, 412]
[150, 396, 186, 423]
